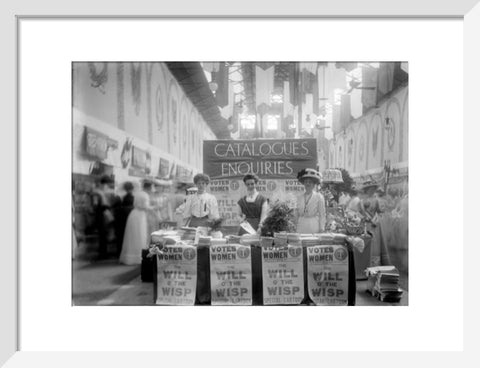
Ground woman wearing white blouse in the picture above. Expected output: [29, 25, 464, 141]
[295, 168, 326, 234]
[183, 173, 219, 227]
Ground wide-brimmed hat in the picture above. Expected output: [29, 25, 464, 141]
[153, 178, 173, 187]
[186, 186, 198, 193]
[297, 168, 322, 185]
[360, 180, 378, 192]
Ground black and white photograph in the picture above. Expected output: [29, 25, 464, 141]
[72, 61, 409, 306]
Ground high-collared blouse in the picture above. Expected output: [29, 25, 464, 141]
[182, 192, 219, 219]
[296, 191, 326, 229]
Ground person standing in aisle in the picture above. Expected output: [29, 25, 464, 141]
[91, 175, 115, 259]
[295, 168, 326, 234]
[182, 173, 219, 227]
[114, 181, 134, 257]
[119, 179, 155, 265]
[236, 174, 269, 235]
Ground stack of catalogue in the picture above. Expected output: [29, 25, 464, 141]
[365, 266, 403, 303]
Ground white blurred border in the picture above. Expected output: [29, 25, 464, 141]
[2, 0, 479, 366]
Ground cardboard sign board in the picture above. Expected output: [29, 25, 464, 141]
[210, 244, 252, 305]
[203, 139, 317, 180]
[261, 245, 304, 305]
[307, 244, 349, 306]
[156, 244, 197, 305]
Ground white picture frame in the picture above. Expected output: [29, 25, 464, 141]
[3, 0, 479, 366]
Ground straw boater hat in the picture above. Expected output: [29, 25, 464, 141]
[297, 168, 322, 185]
[153, 178, 173, 187]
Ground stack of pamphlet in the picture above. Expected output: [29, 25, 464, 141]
[301, 236, 321, 247]
[150, 230, 180, 245]
[240, 233, 260, 246]
[194, 227, 209, 245]
[315, 232, 348, 244]
[260, 237, 274, 247]
[226, 235, 241, 244]
[210, 238, 227, 246]
[178, 227, 197, 242]
[273, 233, 288, 246]
[197, 236, 212, 247]
[287, 233, 302, 246]
[365, 266, 403, 303]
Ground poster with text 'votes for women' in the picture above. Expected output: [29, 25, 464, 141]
[210, 244, 253, 305]
[307, 245, 349, 306]
[261, 245, 304, 305]
[156, 244, 197, 305]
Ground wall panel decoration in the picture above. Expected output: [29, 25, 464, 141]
[384, 98, 402, 166]
[355, 120, 368, 175]
[345, 128, 355, 173]
[368, 112, 382, 170]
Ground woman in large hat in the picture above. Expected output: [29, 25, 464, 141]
[295, 168, 326, 234]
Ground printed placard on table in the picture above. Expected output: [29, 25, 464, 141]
[156, 244, 197, 305]
[210, 244, 252, 305]
[307, 244, 349, 306]
[262, 245, 304, 305]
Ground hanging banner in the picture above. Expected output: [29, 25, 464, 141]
[156, 244, 197, 305]
[307, 244, 349, 306]
[204, 139, 317, 180]
[210, 244, 252, 305]
[261, 245, 304, 305]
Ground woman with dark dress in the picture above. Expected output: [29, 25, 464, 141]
[115, 181, 134, 257]
[237, 174, 269, 235]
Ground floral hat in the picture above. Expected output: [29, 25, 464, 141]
[297, 168, 322, 185]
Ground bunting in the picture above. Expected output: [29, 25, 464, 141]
[255, 64, 275, 107]
[377, 62, 395, 98]
[289, 63, 300, 106]
[361, 66, 378, 111]
[350, 88, 363, 119]
[215, 63, 229, 108]
[319, 63, 347, 103]
[220, 71, 235, 119]
[332, 94, 351, 134]
[283, 80, 293, 118]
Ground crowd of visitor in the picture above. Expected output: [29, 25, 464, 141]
[72, 170, 408, 271]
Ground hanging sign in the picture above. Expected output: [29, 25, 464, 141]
[157, 157, 170, 179]
[307, 244, 349, 306]
[84, 127, 110, 160]
[210, 244, 252, 305]
[261, 245, 304, 305]
[156, 244, 197, 305]
[203, 138, 317, 180]
[129, 146, 151, 176]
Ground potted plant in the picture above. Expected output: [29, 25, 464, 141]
[260, 201, 296, 237]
